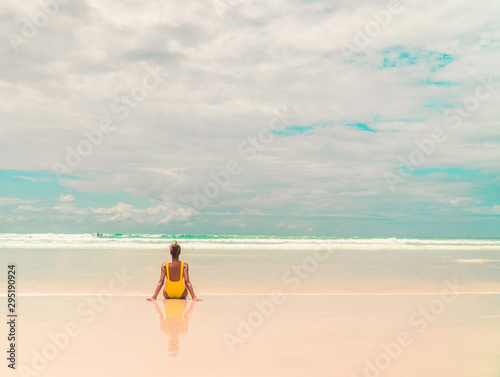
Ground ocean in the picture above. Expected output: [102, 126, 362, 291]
[2, 233, 500, 250]
[1, 233, 499, 296]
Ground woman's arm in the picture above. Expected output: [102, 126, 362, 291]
[183, 263, 202, 301]
[146, 263, 166, 301]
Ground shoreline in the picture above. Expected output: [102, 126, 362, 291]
[2, 291, 500, 297]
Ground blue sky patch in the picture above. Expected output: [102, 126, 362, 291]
[380, 46, 454, 71]
[272, 125, 315, 137]
[272, 122, 333, 137]
[423, 101, 457, 109]
[373, 115, 424, 123]
[345, 122, 378, 132]
[417, 78, 459, 87]
[411, 167, 482, 178]
[273, 121, 381, 135]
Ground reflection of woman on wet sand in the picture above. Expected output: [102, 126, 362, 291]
[147, 242, 201, 301]
[152, 299, 197, 357]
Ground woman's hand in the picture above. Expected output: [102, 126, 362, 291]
[146, 297, 156, 301]
[192, 298, 202, 302]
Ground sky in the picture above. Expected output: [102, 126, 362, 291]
[0, 0, 499, 237]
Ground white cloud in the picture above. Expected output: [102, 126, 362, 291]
[15, 205, 36, 211]
[13, 176, 40, 182]
[92, 201, 196, 224]
[53, 204, 89, 215]
[470, 205, 500, 215]
[240, 208, 266, 216]
[8, 200, 197, 228]
[0, 198, 37, 206]
[59, 194, 75, 202]
[436, 197, 475, 207]
[93, 202, 133, 214]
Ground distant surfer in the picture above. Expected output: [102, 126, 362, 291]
[96, 232, 100, 237]
[147, 242, 201, 301]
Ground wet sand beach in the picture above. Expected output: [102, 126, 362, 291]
[1, 239, 499, 376]
[4, 294, 500, 377]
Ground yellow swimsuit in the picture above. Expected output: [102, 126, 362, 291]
[165, 261, 186, 299]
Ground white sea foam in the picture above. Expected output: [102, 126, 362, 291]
[0, 233, 499, 250]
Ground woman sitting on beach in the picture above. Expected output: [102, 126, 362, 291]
[147, 242, 202, 301]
